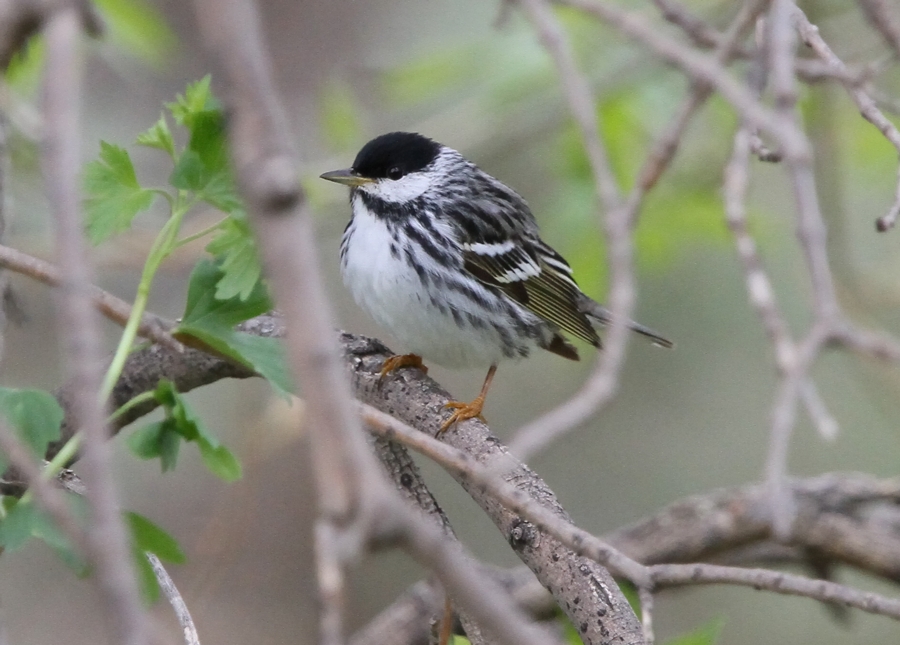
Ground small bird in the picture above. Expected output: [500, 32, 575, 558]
[321, 132, 672, 433]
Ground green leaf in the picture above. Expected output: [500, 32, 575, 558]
[129, 380, 243, 480]
[0, 387, 64, 470]
[178, 321, 292, 397]
[167, 383, 215, 445]
[93, 0, 177, 67]
[0, 497, 86, 573]
[169, 112, 228, 189]
[126, 511, 186, 563]
[198, 172, 243, 214]
[166, 388, 244, 480]
[84, 141, 156, 244]
[31, 503, 88, 575]
[205, 215, 262, 300]
[0, 497, 37, 551]
[136, 113, 175, 158]
[167, 75, 217, 126]
[187, 109, 228, 170]
[177, 260, 291, 395]
[127, 509, 186, 603]
[126, 420, 181, 471]
[152, 379, 178, 409]
[182, 258, 271, 326]
[169, 149, 206, 192]
[665, 619, 724, 645]
[197, 440, 242, 481]
[167, 93, 240, 213]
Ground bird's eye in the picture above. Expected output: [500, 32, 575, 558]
[387, 166, 403, 180]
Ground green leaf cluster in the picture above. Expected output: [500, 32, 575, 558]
[0, 387, 85, 571]
[83, 75, 262, 303]
[80, 76, 288, 427]
[0, 76, 294, 598]
[127, 380, 242, 481]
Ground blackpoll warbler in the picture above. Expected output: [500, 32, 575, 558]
[321, 132, 671, 432]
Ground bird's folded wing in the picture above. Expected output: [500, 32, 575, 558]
[461, 238, 600, 348]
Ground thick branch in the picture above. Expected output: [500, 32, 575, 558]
[42, 6, 146, 644]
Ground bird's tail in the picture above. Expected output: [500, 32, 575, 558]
[576, 294, 674, 349]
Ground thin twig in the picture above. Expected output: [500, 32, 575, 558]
[315, 521, 345, 645]
[651, 0, 724, 51]
[147, 554, 201, 645]
[800, 379, 838, 441]
[389, 502, 566, 645]
[638, 587, 655, 645]
[649, 562, 900, 619]
[649, 0, 865, 85]
[790, 4, 900, 233]
[760, 0, 837, 538]
[723, 127, 793, 366]
[42, 6, 147, 645]
[0, 243, 182, 350]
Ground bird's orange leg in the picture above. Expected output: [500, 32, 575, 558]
[379, 353, 428, 381]
[440, 364, 497, 434]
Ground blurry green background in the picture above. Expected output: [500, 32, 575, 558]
[1, 0, 900, 643]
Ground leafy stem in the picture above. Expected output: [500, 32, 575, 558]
[107, 391, 158, 424]
[99, 192, 197, 401]
[174, 216, 228, 249]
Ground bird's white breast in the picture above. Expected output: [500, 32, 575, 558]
[340, 200, 527, 368]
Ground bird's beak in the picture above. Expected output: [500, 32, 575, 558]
[319, 168, 374, 187]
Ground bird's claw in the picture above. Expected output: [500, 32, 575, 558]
[377, 353, 428, 388]
[439, 398, 486, 434]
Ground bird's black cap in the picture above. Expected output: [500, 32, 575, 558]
[352, 132, 441, 180]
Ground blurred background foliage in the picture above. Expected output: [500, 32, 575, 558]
[1, 1, 900, 644]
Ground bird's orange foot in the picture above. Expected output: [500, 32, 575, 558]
[440, 396, 486, 434]
[378, 353, 428, 382]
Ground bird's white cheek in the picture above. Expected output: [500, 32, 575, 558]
[360, 172, 433, 203]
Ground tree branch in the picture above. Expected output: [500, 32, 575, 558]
[41, 5, 146, 644]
